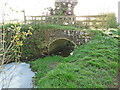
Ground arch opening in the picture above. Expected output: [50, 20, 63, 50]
[48, 38, 76, 57]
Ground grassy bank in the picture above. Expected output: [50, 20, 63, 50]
[29, 29, 119, 88]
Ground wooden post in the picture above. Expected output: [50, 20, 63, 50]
[101, 15, 104, 30]
[21, 10, 26, 24]
[35, 16, 36, 24]
[23, 10, 26, 24]
[107, 15, 109, 30]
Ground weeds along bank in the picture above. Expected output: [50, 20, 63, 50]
[30, 30, 119, 88]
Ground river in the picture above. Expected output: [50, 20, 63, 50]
[0, 62, 35, 89]
[0, 41, 75, 89]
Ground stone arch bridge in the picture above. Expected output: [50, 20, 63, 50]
[24, 15, 106, 55]
[41, 29, 94, 54]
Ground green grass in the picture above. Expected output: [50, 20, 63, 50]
[30, 29, 118, 88]
[29, 56, 63, 86]
[43, 24, 78, 30]
[22, 23, 79, 31]
[110, 29, 118, 35]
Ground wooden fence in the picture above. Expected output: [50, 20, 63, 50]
[24, 15, 108, 29]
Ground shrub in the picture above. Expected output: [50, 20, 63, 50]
[0, 23, 32, 66]
[21, 24, 45, 61]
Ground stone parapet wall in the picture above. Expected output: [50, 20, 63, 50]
[42, 29, 94, 53]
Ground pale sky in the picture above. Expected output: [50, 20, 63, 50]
[0, 0, 120, 22]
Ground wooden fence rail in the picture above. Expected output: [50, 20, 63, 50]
[25, 15, 108, 29]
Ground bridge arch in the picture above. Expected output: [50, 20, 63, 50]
[48, 38, 77, 54]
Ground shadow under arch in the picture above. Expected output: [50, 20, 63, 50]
[48, 38, 77, 57]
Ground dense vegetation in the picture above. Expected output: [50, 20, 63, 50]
[106, 13, 118, 28]
[0, 0, 119, 88]
[21, 24, 81, 61]
[30, 29, 119, 88]
[0, 23, 83, 61]
[0, 23, 33, 65]
[1, 23, 119, 88]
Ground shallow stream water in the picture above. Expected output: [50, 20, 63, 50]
[0, 62, 35, 89]
[0, 41, 75, 89]
[49, 41, 75, 57]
